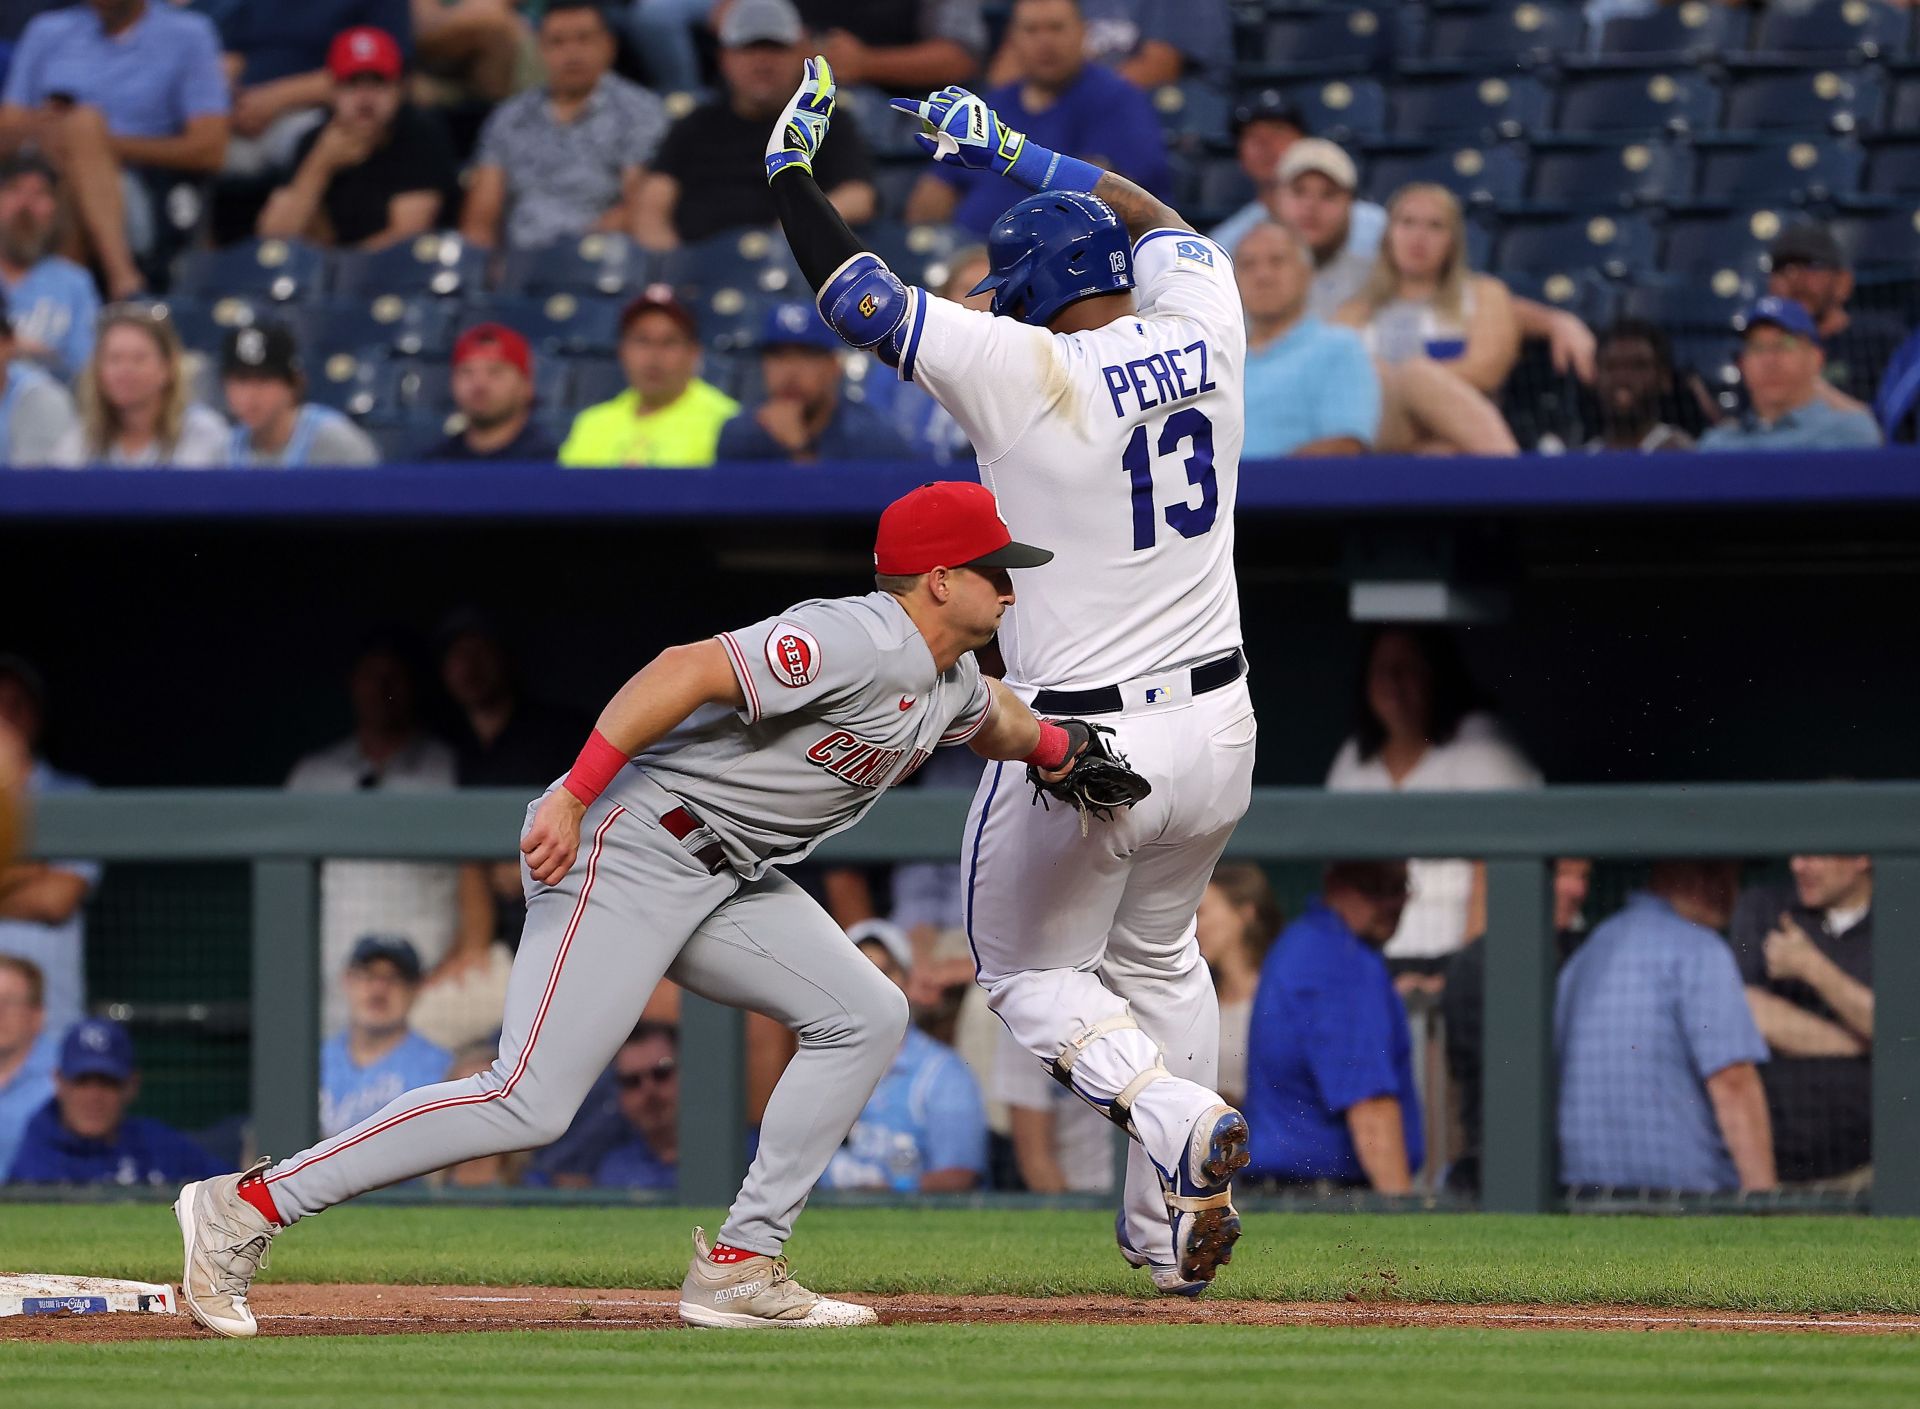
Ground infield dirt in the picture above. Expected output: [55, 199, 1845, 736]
[5, 1283, 1918, 1342]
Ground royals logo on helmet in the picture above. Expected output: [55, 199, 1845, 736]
[765, 624, 821, 688]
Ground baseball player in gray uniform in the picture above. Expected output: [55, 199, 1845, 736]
[173, 480, 1086, 1334]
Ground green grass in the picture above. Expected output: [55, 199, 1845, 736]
[6, 1205, 1919, 1313]
[5, 1326, 1919, 1409]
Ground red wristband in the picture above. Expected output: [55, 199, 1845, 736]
[562, 729, 629, 806]
[1023, 720, 1072, 771]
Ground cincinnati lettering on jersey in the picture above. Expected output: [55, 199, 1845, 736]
[1101, 340, 1216, 419]
[805, 732, 932, 790]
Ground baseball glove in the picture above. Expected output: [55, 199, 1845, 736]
[1028, 720, 1152, 833]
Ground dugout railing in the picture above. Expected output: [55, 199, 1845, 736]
[24, 783, 1920, 1217]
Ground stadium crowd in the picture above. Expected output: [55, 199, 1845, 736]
[0, 0, 1910, 469]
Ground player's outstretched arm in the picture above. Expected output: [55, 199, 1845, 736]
[965, 679, 1083, 782]
[521, 642, 745, 884]
[888, 85, 1192, 242]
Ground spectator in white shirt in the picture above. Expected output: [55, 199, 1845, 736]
[285, 634, 462, 1038]
[1194, 862, 1280, 1108]
[1325, 626, 1542, 978]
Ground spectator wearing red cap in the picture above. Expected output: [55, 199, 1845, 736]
[426, 322, 559, 462]
[558, 288, 740, 468]
[0, 0, 231, 300]
[257, 27, 458, 251]
[716, 300, 911, 464]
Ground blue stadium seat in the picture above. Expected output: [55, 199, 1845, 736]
[690, 288, 776, 354]
[1153, 80, 1234, 146]
[1694, 139, 1865, 205]
[1420, 3, 1586, 66]
[1670, 332, 1742, 390]
[1864, 138, 1920, 198]
[565, 356, 628, 409]
[1362, 143, 1528, 208]
[1502, 269, 1621, 331]
[1247, 7, 1394, 76]
[1830, 208, 1920, 268]
[1528, 140, 1693, 210]
[1495, 212, 1656, 278]
[1389, 74, 1551, 143]
[1194, 154, 1255, 219]
[387, 359, 454, 419]
[173, 238, 326, 304]
[496, 234, 652, 297]
[304, 296, 458, 361]
[160, 295, 283, 359]
[1597, 2, 1750, 59]
[462, 293, 623, 355]
[1660, 209, 1794, 277]
[1620, 274, 1760, 332]
[1555, 70, 1721, 137]
[863, 221, 976, 291]
[1722, 68, 1885, 134]
[330, 235, 488, 298]
[1747, 1, 1911, 64]
[654, 228, 798, 302]
[1286, 76, 1388, 144]
[1892, 73, 1920, 131]
[305, 350, 389, 419]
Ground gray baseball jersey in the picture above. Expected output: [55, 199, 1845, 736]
[625, 591, 994, 878]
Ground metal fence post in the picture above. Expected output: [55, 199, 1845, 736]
[1872, 854, 1920, 1216]
[677, 993, 747, 1206]
[1480, 858, 1555, 1213]
[250, 859, 319, 1162]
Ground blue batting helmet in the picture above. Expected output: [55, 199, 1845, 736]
[969, 191, 1133, 327]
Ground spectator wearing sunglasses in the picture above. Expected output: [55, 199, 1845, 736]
[594, 1020, 679, 1190]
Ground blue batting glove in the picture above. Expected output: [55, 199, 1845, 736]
[888, 85, 1028, 174]
[765, 55, 836, 182]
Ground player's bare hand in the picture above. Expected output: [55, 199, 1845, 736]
[1763, 913, 1820, 983]
[522, 789, 586, 886]
[1546, 309, 1596, 383]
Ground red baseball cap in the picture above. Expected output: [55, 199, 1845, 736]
[619, 284, 698, 341]
[453, 322, 533, 378]
[329, 26, 403, 82]
[874, 482, 1052, 576]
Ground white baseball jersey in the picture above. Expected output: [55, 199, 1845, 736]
[897, 228, 1246, 690]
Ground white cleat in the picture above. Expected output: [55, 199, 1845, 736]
[173, 1157, 277, 1338]
[678, 1227, 878, 1329]
[1116, 1210, 1210, 1297]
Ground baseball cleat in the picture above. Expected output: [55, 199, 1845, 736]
[174, 1157, 277, 1338]
[678, 1227, 878, 1329]
[1116, 1210, 1209, 1297]
[1160, 1105, 1249, 1285]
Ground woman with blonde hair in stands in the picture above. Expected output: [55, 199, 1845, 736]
[53, 305, 229, 468]
[1335, 183, 1521, 397]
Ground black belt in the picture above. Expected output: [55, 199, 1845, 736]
[660, 804, 729, 874]
[1030, 649, 1247, 718]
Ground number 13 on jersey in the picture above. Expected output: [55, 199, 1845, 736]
[1121, 407, 1216, 551]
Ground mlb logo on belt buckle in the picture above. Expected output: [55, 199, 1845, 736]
[1145, 687, 1165, 704]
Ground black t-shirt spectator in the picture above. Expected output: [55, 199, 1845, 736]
[424, 422, 561, 463]
[1728, 884, 1873, 1182]
[653, 102, 872, 245]
[292, 104, 458, 248]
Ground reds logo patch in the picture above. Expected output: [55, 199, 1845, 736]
[765, 623, 821, 688]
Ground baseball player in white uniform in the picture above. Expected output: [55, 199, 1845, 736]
[763, 60, 1255, 1290]
[171, 481, 1109, 1335]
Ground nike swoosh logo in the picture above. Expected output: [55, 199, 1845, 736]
[898, 696, 915, 711]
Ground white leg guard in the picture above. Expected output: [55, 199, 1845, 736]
[986, 967, 1219, 1184]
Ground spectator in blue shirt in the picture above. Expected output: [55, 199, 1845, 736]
[318, 936, 452, 1139]
[6, 1017, 220, 1185]
[1556, 863, 1777, 1194]
[1244, 862, 1421, 1191]
[819, 920, 988, 1193]
[904, 0, 1169, 236]
[0, 654, 98, 1042]
[593, 1020, 679, 1190]
[0, 954, 55, 1179]
[987, 0, 1230, 90]
[1235, 219, 1379, 458]
[0, 0, 230, 300]
[717, 301, 912, 463]
[0, 154, 96, 378]
[1699, 298, 1884, 453]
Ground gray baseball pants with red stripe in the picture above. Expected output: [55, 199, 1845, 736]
[261, 782, 908, 1255]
